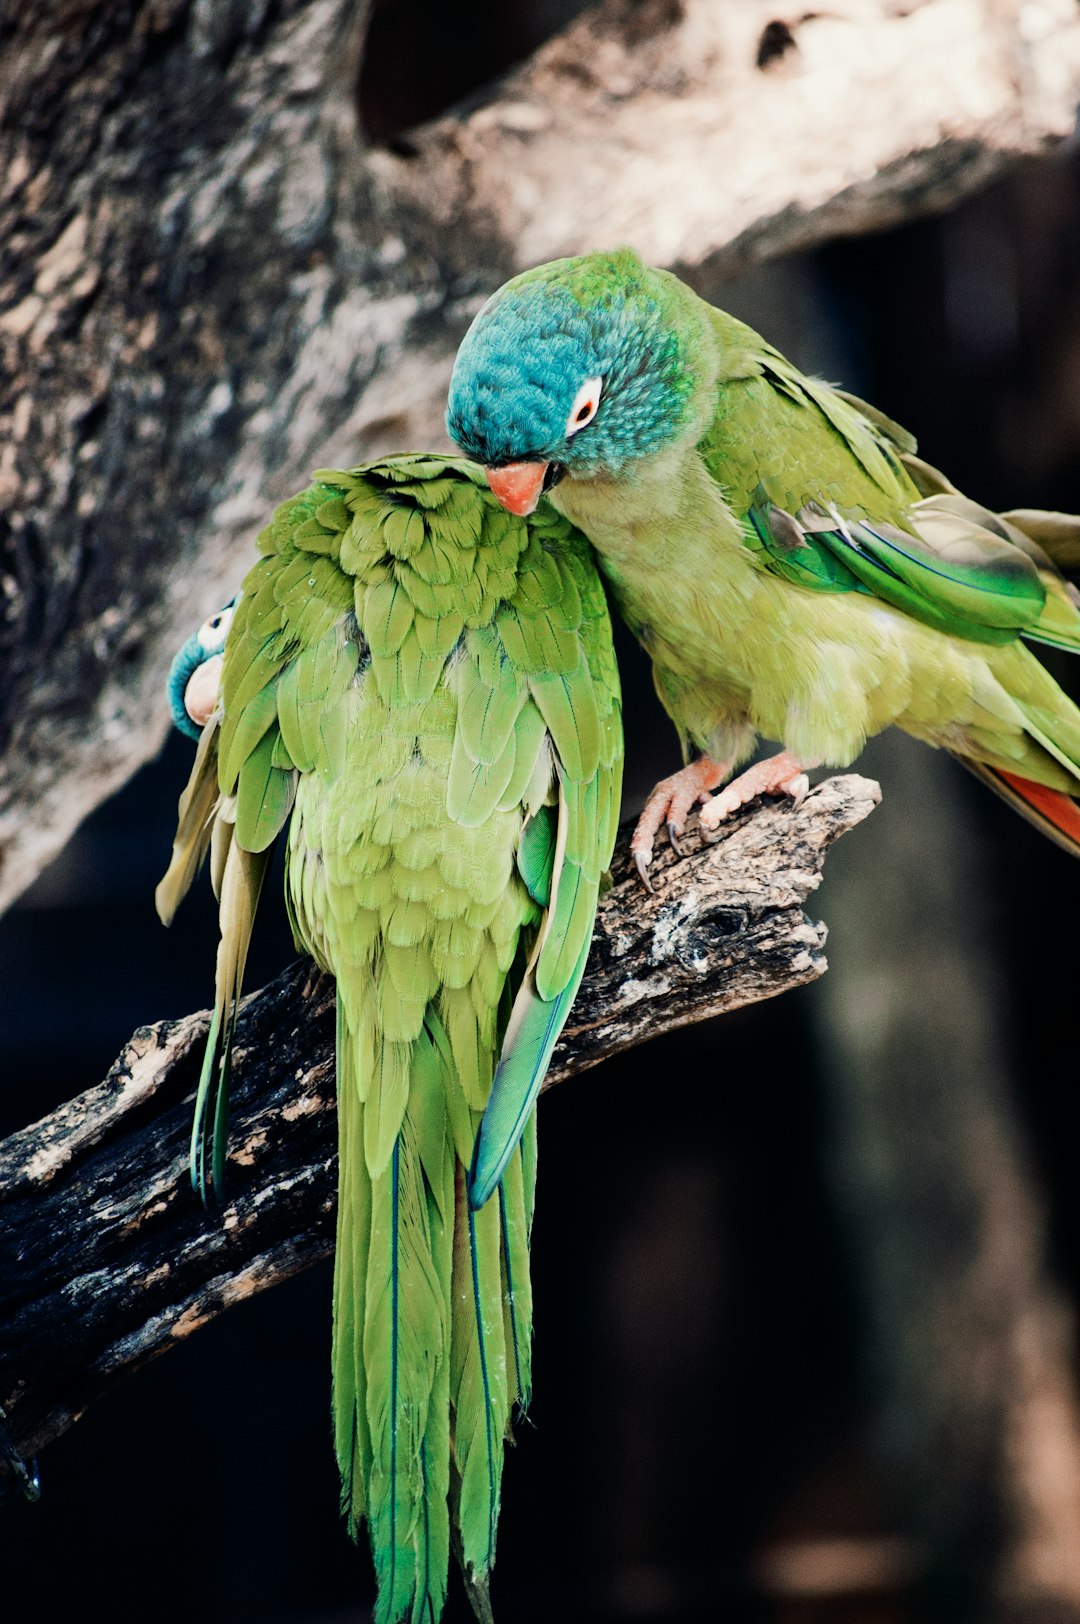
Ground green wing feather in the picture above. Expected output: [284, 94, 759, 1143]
[746, 486, 1048, 648]
[702, 333, 1080, 655]
[469, 531, 622, 1210]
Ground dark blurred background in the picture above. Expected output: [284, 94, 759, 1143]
[3, 4, 1080, 1620]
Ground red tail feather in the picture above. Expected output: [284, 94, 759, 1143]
[997, 770, 1080, 848]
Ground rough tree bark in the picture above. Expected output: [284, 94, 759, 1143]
[814, 739, 1080, 1621]
[0, 777, 880, 1464]
[6, 1, 1080, 1613]
[2, 0, 1080, 912]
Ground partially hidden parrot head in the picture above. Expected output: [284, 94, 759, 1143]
[446, 249, 704, 515]
[167, 597, 237, 739]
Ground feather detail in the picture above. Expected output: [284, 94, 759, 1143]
[955, 757, 1080, 859]
[234, 726, 297, 851]
[450, 1167, 508, 1589]
[497, 1125, 535, 1413]
[189, 837, 269, 1202]
[469, 932, 590, 1209]
[155, 716, 222, 925]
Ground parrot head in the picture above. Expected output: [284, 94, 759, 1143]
[167, 598, 236, 739]
[446, 249, 710, 515]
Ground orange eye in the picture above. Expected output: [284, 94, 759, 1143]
[565, 376, 603, 437]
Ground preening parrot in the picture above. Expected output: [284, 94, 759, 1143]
[166, 597, 237, 740]
[156, 455, 622, 1622]
[446, 248, 1080, 885]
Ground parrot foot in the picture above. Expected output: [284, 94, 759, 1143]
[630, 756, 730, 890]
[699, 750, 814, 838]
[300, 962, 334, 1003]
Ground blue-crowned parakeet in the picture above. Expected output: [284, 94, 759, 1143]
[158, 454, 622, 1622]
[446, 249, 1080, 884]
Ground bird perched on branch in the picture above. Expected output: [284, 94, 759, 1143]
[446, 248, 1080, 886]
[157, 455, 622, 1623]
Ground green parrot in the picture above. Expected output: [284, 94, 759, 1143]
[156, 454, 622, 1622]
[445, 247, 1080, 884]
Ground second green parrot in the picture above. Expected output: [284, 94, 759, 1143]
[446, 248, 1080, 883]
[158, 454, 622, 1622]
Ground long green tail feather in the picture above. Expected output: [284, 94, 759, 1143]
[333, 1005, 371, 1536]
[334, 1006, 527, 1624]
[497, 1122, 535, 1414]
[189, 837, 269, 1203]
[450, 1173, 509, 1590]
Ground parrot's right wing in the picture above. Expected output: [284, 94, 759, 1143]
[712, 344, 1080, 655]
[467, 507, 623, 1209]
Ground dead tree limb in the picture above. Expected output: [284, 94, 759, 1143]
[1, 0, 1078, 911]
[0, 775, 879, 1467]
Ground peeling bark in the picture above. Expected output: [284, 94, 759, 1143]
[0, 775, 879, 1463]
[2, 0, 1079, 911]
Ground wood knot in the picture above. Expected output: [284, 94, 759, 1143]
[600, 0, 684, 47]
[756, 19, 799, 70]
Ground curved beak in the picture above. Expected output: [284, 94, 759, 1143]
[484, 461, 550, 518]
[184, 653, 224, 728]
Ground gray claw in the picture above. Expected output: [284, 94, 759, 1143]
[666, 820, 685, 857]
[634, 850, 655, 892]
[784, 772, 810, 811]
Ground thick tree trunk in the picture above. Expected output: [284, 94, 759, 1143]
[813, 736, 1080, 1621]
[2, 0, 1079, 911]
[0, 777, 878, 1465]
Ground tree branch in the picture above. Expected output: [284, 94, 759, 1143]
[1, 0, 1077, 910]
[0, 775, 878, 1467]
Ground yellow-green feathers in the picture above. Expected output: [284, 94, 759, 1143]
[160, 453, 622, 1623]
[447, 251, 1080, 848]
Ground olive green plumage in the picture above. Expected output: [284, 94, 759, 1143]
[446, 249, 1080, 852]
[157, 454, 622, 1622]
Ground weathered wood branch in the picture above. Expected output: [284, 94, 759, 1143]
[0, 775, 878, 1468]
[1, 0, 1078, 911]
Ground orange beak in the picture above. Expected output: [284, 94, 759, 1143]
[484, 461, 550, 517]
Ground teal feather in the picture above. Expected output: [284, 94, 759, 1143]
[469, 933, 591, 1210]
[516, 807, 557, 906]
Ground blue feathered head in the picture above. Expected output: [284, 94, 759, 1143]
[446, 250, 705, 512]
[167, 598, 237, 740]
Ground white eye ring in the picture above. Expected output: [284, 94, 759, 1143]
[565, 376, 603, 438]
[197, 604, 234, 652]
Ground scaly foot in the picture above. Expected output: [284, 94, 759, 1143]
[698, 750, 814, 837]
[631, 756, 730, 890]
